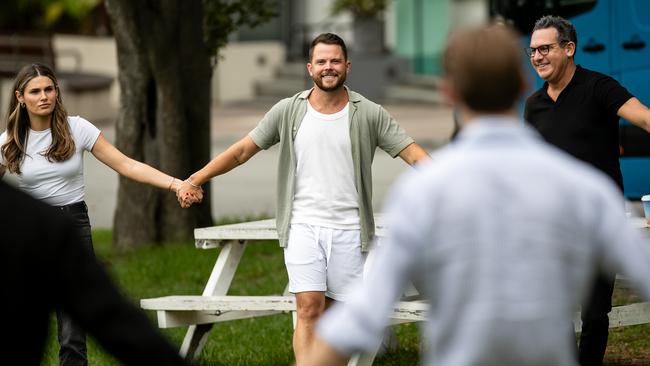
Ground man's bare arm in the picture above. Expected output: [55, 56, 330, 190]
[177, 135, 261, 207]
[398, 143, 430, 166]
[618, 97, 650, 133]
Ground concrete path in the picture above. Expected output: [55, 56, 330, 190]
[6, 101, 455, 229]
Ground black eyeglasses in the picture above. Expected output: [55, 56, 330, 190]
[524, 42, 561, 57]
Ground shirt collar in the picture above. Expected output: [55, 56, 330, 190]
[541, 64, 585, 97]
[571, 64, 586, 84]
[297, 85, 361, 103]
[454, 115, 540, 144]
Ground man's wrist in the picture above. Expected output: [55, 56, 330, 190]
[186, 177, 201, 189]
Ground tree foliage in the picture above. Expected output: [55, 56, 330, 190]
[0, 0, 102, 33]
[331, 0, 388, 18]
[203, 0, 277, 57]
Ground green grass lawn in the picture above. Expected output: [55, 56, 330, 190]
[39, 229, 649, 365]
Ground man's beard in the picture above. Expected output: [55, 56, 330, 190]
[312, 71, 347, 91]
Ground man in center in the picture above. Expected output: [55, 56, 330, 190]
[177, 33, 429, 364]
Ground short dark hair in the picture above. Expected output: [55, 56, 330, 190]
[533, 15, 578, 48]
[443, 24, 525, 112]
[309, 33, 348, 61]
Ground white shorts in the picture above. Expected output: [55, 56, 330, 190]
[284, 223, 365, 301]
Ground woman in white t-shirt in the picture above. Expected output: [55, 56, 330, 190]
[0, 63, 186, 365]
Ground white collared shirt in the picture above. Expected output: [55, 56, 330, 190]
[317, 117, 650, 366]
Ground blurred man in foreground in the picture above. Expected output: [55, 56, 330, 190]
[0, 180, 190, 365]
[306, 24, 650, 366]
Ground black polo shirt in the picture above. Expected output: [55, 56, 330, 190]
[524, 65, 633, 190]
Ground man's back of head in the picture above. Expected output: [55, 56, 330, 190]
[443, 24, 525, 113]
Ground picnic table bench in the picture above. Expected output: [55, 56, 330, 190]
[141, 216, 650, 365]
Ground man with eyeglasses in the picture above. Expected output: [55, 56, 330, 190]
[524, 15, 650, 366]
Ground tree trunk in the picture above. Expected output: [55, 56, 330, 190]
[105, 0, 212, 250]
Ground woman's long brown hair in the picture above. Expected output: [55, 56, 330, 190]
[1, 63, 74, 174]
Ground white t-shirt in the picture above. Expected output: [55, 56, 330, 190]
[290, 102, 360, 229]
[0, 116, 101, 206]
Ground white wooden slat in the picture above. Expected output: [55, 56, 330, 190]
[142, 295, 428, 322]
[390, 301, 429, 322]
[149, 296, 650, 332]
[143, 295, 296, 312]
[573, 302, 650, 331]
[196, 238, 260, 250]
[193, 215, 388, 249]
[194, 219, 278, 244]
[608, 302, 650, 327]
[147, 295, 650, 331]
[156, 309, 284, 328]
[146, 295, 650, 329]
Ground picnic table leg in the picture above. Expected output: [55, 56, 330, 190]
[179, 240, 248, 359]
[344, 326, 398, 366]
[348, 349, 379, 366]
[180, 324, 212, 359]
[282, 283, 298, 329]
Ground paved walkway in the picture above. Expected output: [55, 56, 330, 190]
[27, 101, 455, 229]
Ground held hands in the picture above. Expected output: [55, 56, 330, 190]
[176, 178, 204, 208]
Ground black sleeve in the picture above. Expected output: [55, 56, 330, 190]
[593, 74, 633, 115]
[54, 227, 192, 366]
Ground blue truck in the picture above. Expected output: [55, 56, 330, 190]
[490, 0, 650, 198]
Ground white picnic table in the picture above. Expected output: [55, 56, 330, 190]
[141, 216, 650, 364]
